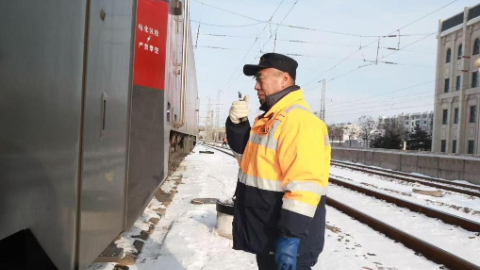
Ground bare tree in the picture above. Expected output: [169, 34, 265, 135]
[344, 125, 359, 147]
[357, 115, 377, 148]
[327, 125, 336, 143]
[333, 125, 345, 144]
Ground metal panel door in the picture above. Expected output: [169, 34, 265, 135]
[0, 1, 87, 269]
[78, 0, 134, 268]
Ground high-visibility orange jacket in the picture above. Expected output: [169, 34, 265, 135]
[226, 87, 331, 265]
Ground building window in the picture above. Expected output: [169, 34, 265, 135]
[442, 109, 448, 125]
[470, 106, 477, 123]
[446, 48, 451, 63]
[474, 38, 480, 55]
[468, 140, 475, 154]
[444, 78, 450, 93]
[452, 140, 457, 153]
[454, 108, 459, 124]
[472, 71, 479, 88]
[441, 140, 446, 152]
[456, 76, 461, 91]
[458, 44, 463, 59]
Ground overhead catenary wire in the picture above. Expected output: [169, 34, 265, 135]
[259, 0, 300, 52]
[223, 0, 302, 93]
[191, 0, 434, 38]
[303, 31, 438, 92]
[197, 44, 435, 69]
[220, 0, 287, 93]
[197, 33, 436, 55]
[301, 0, 460, 89]
[190, 20, 266, 28]
[192, 0, 267, 23]
[195, 0, 461, 123]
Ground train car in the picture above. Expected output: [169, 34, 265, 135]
[0, 0, 198, 269]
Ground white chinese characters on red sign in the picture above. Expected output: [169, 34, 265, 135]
[138, 24, 160, 54]
[133, 0, 168, 90]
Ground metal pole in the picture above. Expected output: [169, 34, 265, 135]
[320, 80, 326, 121]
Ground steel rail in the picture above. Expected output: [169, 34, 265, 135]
[327, 198, 480, 270]
[330, 176, 480, 232]
[332, 159, 480, 192]
[332, 161, 480, 198]
[204, 144, 480, 270]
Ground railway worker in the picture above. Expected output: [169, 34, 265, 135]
[226, 53, 331, 270]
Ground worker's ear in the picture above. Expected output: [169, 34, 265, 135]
[282, 72, 289, 87]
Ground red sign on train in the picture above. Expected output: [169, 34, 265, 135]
[133, 0, 168, 90]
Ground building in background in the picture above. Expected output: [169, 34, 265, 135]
[432, 4, 480, 155]
[378, 111, 434, 134]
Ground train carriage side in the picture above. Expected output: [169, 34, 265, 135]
[125, 0, 198, 230]
[0, 0, 197, 269]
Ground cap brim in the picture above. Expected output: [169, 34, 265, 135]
[243, 64, 269, 76]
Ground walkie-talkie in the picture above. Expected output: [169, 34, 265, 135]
[237, 91, 248, 122]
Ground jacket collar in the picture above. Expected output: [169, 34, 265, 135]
[260, 85, 300, 112]
[263, 87, 304, 117]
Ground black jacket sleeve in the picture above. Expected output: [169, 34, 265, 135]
[225, 117, 251, 154]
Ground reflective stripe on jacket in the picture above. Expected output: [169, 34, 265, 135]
[231, 89, 331, 264]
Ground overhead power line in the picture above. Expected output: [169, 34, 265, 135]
[224, 0, 301, 92]
[198, 32, 436, 54]
[192, 0, 266, 22]
[220, 0, 286, 93]
[191, 0, 433, 38]
[197, 44, 435, 69]
[190, 20, 265, 28]
[303, 30, 437, 92]
[301, 0, 460, 89]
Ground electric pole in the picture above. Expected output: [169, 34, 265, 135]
[215, 89, 221, 143]
[206, 97, 212, 142]
[320, 79, 326, 121]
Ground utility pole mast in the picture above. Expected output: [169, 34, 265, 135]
[206, 97, 212, 142]
[215, 89, 221, 143]
[319, 79, 326, 121]
[273, 32, 278, 52]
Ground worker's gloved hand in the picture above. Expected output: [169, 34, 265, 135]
[275, 236, 300, 270]
[229, 95, 249, 124]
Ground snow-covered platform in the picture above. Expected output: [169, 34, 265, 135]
[88, 145, 445, 270]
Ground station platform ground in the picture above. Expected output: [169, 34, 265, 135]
[87, 145, 443, 270]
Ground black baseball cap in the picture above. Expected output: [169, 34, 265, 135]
[243, 53, 298, 80]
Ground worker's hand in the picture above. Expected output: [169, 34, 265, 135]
[229, 95, 249, 124]
[275, 236, 300, 270]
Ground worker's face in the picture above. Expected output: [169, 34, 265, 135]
[254, 68, 289, 104]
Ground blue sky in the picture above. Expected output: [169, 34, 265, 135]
[191, 0, 479, 126]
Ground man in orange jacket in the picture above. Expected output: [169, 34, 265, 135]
[226, 53, 331, 270]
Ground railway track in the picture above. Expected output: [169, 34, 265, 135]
[203, 143, 480, 270]
[332, 160, 480, 198]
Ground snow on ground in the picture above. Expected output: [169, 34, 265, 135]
[336, 160, 480, 186]
[89, 146, 446, 270]
[331, 166, 480, 222]
[328, 185, 480, 265]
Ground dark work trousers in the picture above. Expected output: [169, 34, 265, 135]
[256, 254, 314, 270]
